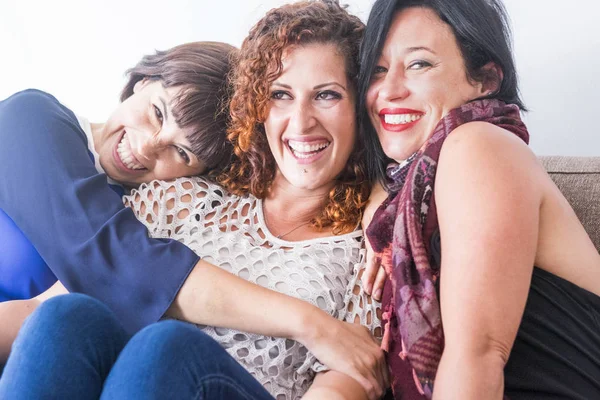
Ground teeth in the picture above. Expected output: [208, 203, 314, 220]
[287, 140, 330, 154]
[117, 133, 145, 170]
[384, 113, 422, 125]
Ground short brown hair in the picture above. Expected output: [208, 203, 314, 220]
[121, 41, 237, 172]
[219, 0, 369, 235]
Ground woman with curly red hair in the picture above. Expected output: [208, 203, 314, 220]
[0, 1, 388, 400]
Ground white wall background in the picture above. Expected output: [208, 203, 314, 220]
[0, 0, 598, 156]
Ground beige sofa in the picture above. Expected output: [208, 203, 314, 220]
[540, 156, 600, 251]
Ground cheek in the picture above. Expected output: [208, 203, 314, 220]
[263, 112, 284, 144]
[366, 84, 378, 112]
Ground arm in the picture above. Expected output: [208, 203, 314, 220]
[432, 122, 542, 399]
[0, 92, 384, 393]
[125, 178, 387, 398]
[0, 90, 199, 334]
[302, 262, 386, 400]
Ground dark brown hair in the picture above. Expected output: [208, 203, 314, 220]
[218, 0, 369, 235]
[121, 41, 237, 172]
[359, 0, 525, 184]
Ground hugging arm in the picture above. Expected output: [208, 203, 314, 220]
[124, 178, 387, 397]
[0, 90, 199, 334]
[432, 123, 542, 399]
[302, 253, 387, 400]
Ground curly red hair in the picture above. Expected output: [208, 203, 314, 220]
[218, 0, 369, 234]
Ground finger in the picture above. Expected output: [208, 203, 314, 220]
[351, 368, 377, 400]
[372, 265, 387, 301]
[366, 368, 380, 400]
[379, 350, 390, 390]
[370, 357, 385, 399]
[372, 351, 386, 397]
[362, 250, 379, 296]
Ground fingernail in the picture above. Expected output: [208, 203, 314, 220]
[366, 283, 373, 294]
[374, 289, 382, 300]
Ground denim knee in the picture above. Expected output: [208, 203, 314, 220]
[136, 320, 219, 354]
[21, 293, 127, 345]
[0, 294, 129, 400]
[126, 320, 222, 369]
[102, 321, 275, 400]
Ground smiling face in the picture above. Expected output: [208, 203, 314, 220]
[93, 80, 206, 186]
[263, 43, 356, 192]
[366, 7, 487, 162]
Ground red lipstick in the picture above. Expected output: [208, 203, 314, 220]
[378, 108, 424, 133]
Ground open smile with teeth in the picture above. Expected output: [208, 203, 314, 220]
[287, 140, 330, 159]
[117, 132, 146, 170]
[384, 113, 423, 125]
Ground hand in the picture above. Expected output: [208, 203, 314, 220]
[361, 182, 389, 301]
[362, 235, 387, 301]
[299, 314, 389, 400]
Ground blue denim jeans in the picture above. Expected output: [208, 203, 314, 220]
[0, 294, 275, 400]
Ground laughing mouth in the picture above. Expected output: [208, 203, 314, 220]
[383, 113, 423, 125]
[287, 139, 330, 159]
[117, 132, 146, 170]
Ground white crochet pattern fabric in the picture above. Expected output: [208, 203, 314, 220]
[124, 177, 382, 400]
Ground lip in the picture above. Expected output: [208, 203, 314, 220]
[284, 136, 331, 165]
[378, 108, 424, 133]
[112, 130, 147, 175]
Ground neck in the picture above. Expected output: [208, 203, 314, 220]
[263, 173, 332, 227]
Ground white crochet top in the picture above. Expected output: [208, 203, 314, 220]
[124, 177, 382, 400]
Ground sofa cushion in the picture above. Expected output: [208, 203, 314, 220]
[539, 156, 600, 252]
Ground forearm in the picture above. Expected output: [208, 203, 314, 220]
[302, 371, 368, 400]
[166, 259, 329, 342]
[433, 350, 505, 400]
[0, 299, 40, 363]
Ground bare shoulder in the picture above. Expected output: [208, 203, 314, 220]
[442, 121, 532, 161]
[438, 121, 545, 188]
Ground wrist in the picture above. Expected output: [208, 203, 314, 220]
[292, 302, 332, 344]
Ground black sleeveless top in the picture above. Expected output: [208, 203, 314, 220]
[504, 267, 600, 399]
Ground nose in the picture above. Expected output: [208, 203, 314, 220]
[378, 68, 410, 102]
[289, 98, 317, 134]
[136, 129, 162, 162]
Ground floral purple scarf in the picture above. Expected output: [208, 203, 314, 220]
[366, 99, 529, 399]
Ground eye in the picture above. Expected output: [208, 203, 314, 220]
[315, 90, 341, 101]
[373, 65, 388, 75]
[271, 90, 292, 100]
[408, 60, 432, 70]
[174, 146, 191, 164]
[152, 104, 164, 125]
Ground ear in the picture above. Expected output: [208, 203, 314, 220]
[133, 78, 150, 94]
[476, 62, 503, 96]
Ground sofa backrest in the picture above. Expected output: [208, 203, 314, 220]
[540, 156, 600, 252]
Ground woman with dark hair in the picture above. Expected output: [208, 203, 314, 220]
[359, 0, 600, 398]
[0, 2, 388, 400]
[0, 41, 236, 303]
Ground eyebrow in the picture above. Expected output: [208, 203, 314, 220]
[272, 81, 347, 91]
[315, 82, 347, 91]
[159, 96, 169, 123]
[406, 46, 436, 55]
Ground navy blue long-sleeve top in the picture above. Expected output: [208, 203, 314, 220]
[0, 89, 200, 333]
